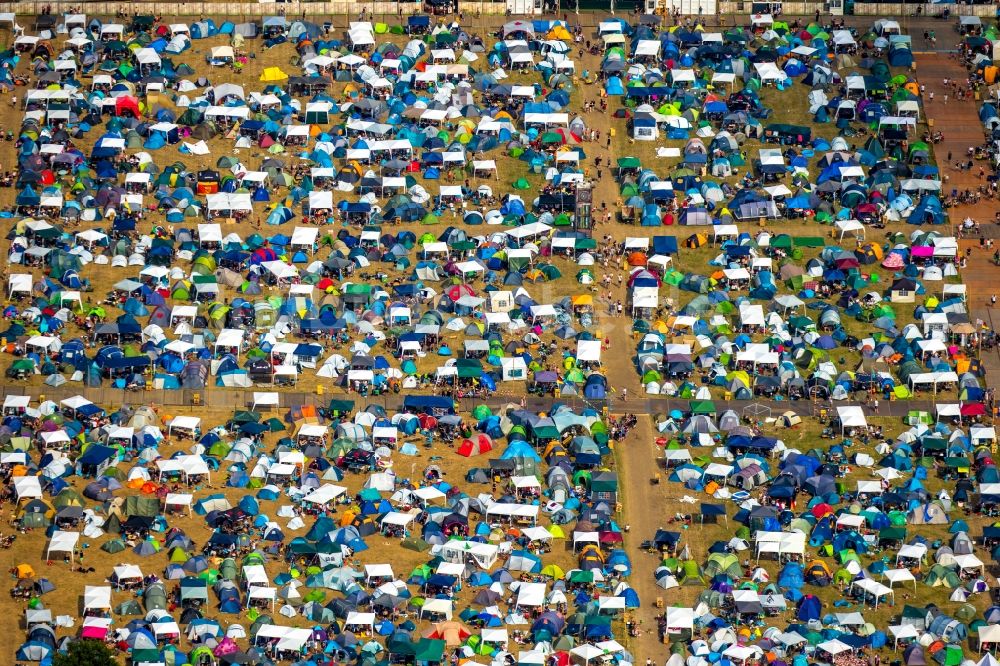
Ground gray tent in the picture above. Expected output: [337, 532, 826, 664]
[144, 582, 168, 611]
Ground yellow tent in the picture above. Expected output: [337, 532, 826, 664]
[15, 564, 35, 578]
[260, 67, 289, 82]
[540, 564, 565, 578]
[862, 243, 884, 260]
[546, 25, 571, 40]
[807, 559, 832, 576]
[727, 370, 751, 388]
[18, 499, 54, 518]
[571, 294, 593, 307]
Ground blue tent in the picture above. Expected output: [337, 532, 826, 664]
[797, 594, 821, 621]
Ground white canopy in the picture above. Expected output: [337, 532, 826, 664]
[884, 568, 916, 589]
[14, 476, 42, 499]
[47, 530, 80, 562]
[851, 578, 894, 606]
[84, 585, 112, 610]
[837, 406, 867, 432]
[302, 484, 347, 505]
[665, 607, 695, 631]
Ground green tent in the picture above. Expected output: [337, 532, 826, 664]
[414, 639, 446, 663]
[704, 553, 740, 578]
[402, 538, 430, 552]
[327, 399, 355, 414]
[679, 561, 704, 586]
[102, 539, 127, 554]
[456, 359, 483, 379]
[771, 234, 792, 249]
[689, 400, 716, 416]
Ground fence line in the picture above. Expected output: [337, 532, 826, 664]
[2, 1, 979, 19]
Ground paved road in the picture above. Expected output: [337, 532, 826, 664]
[915, 52, 998, 230]
[6, 382, 969, 420]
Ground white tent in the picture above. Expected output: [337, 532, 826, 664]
[14, 476, 42, 499]
[254, 625, 312, 653]
[164, 493, 194, 515]
[484, 503, 539, 525]
[252, 392, 280, 410]
[437, 540, 499, 569]
[420, 598, 453, 619]
[954, 553, 985, 576]
[515, 582, 547, 607]
[167, 415, 201, 437]
[576, 340, 602, 363]
[380, 512, 417, 531]
[8, 274, 32, 298]
[755, 531, 805, 560]
[837, 406, 867, 433]
[818, 640, 853, 656]
[851, 578, 893, 607]
[664, 607, 694, 632]
[835, 219, 865, 240]
[302, 484, 348, 506]
[979, 626, 1000, 652]
[46, 530, 80, 562]
[884, 568, 916, 590]
[896, 543, 928, 564]
[889, 624, 919, 650]
[83, 585, 112, 611]
[2, 395, 29, 415]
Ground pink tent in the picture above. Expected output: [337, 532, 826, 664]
[214, 637, 240, 656]
[81, 625, 108, 640]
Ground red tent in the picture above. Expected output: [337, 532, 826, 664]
[961, 403, 986, 417]
[115, 95, 140, 118]
[457, 434, 493, 457]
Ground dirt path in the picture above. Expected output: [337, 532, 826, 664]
[616, 416, 666, 663]
[616, 416, 714, 663]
